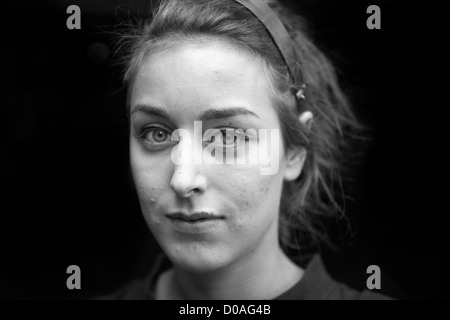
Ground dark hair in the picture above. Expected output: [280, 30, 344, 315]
[115, 0, 367, 258]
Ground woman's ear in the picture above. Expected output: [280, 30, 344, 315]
[283, 147, 307, 181]
[283, 111, 313, 181]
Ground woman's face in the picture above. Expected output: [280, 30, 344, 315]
[129, 39, 302, 272]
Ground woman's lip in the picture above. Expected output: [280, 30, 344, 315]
[166, 212, 225, 222]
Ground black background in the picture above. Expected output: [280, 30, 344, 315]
[1, 0, 449, 299]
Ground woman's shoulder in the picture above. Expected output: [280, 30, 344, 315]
[275, 255, 393, 300]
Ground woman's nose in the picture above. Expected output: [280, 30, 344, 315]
[169, 128, 208, 198]
[170, 163, 208, 198]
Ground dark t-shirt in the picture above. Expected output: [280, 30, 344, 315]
[97, 255, 391, 300]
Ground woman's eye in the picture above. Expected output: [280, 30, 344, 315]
[211, 129, 249, 147]
[222, 130, 237, 145]
[139, 127, 172, 145]
[151, 129, 170, 142]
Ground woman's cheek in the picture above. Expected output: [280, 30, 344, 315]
[133, 176, 168, 234]
[130, 157, 169, 220]
[130, 142, 171, 195]
[224, 167, 278, 213]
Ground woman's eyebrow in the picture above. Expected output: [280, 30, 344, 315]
[199, 107, 260, 121]
[131, 104, 170, 119]
[131, 105, 260, 121]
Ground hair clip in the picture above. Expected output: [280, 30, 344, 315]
[296, 84, 306, 100]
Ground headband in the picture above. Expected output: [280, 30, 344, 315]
[233, 0, 305, 99]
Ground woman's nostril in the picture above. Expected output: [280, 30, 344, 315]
[181, 188, 200, 198]
[170, 166, 208, 198]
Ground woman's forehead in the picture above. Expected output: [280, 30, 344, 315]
[130, 40, 277, 124]
[135, 40, 266, 92]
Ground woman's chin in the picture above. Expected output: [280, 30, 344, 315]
[164, 245, 234, 274]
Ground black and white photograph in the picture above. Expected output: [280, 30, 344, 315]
[1, 0, 449, 302]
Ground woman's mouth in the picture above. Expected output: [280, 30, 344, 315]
[166, 211, 225, 233]
[166, 212, 225, 222]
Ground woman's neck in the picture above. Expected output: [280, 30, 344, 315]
[156, 244, 304, 300]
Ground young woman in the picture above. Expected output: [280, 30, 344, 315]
[105, 0, 391, 299]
